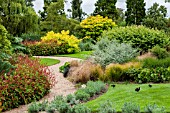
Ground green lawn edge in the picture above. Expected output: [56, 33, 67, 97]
[39, 58, 60, 66]
[84, 83, 170, 112]
[55, 51, 93, 59]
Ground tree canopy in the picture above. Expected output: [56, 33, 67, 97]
[0, 0, 39, 36]
[125, 0, 146, 25]
[93, 0, 118, 21]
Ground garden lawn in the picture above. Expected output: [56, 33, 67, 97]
[39, 58, 60, 66]
[84, 84, 170, 112]
[55, 51, 93, 59]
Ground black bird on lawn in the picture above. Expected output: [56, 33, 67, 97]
[148, 84, 152, 87]
[111, 84, 116, 88]
[135, 87, 140, 92]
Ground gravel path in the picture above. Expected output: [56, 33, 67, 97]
[3, 56, 81, 113]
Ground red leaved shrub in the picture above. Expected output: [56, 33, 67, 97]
[0, 55, 55, 111]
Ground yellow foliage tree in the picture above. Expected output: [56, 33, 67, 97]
[80, 15, 117, 41]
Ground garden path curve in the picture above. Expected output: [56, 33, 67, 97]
[3, 56, 81, 113]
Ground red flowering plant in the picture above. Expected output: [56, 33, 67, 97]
[0, 55, 55, 111]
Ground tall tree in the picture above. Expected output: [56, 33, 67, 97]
[125, 0, 146, 25]
[40, 0, 80, 35]
[0, 0, 39, 36]
[143, 3, 168, 30]
[70, 0, 85, 22]
[93, 0, 118, 21]
[39, 0, 64, 21]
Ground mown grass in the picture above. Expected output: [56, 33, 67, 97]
[39, 58, 60, 66]
[84, 83, 170, 112]
[55, 51, 93, 59]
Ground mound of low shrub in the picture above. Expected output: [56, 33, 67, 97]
[28, 81, 106, 113]
[0, 55, 55, 111]
[103, 62, 141, 82]
[101, 25, 170, 52]
[150, 45, 170, 59]
[142, 57, 170, 68]
[126, 67, 170, 83]
[24, 41, 62, 56]
[93, 38, 138, 67]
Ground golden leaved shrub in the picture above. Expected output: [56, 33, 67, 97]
[41, 30, 80, 53]
[103, 62, 141, 81]
[80, 15, 117, 41]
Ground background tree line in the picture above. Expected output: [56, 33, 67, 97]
[0, 0, 170, 39]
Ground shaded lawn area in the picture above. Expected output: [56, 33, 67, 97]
[39, 58, 60, 66]
[55, 51, 93, 59]
[84, 84, 170, 112]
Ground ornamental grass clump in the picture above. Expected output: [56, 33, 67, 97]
[0, 55, 55, 111]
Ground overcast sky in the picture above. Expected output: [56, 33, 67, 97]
[33, 0, 170, 17]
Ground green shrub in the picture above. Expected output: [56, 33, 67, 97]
[0, 55, 55, 111]
[20, 33, 42, 41]
[101, 25, 170, 52]
[79, 38, 94, 51]
[0, 24, 11, 53]
[66, 94, 79, 105]
[73, 104, 91, 113]
[38, 100, 48, 111]
[150, 45, 169, 59]
[126, 67, 170, 83]
[98, 100, 116, 113]
[57, 101, 71, 113]
[75, 81, 106, 101]
[10, 37, 31, 55]
[93, 38, 138, 67]
[142, 57, 170, 68]
[28, 102, 39, 113]
[145, 104, 166, 113]
[86, 81, 106, 94]
[75, 90, 90, 101]
[122, 102, 140, 113]
[59, 62, 70, 73]
[0, 52, 15, 74]
[45, 103, 56, 113]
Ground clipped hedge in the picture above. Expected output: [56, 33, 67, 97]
[24, 41, 68, 56]
[0, 55, 55, 112]
[101, 25, 170, 52]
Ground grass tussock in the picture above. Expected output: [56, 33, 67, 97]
[67, 61, 104, 83]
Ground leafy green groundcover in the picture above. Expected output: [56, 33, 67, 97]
[84, 84, 170, 112]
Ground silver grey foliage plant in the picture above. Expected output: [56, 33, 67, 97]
[93, 38, 138, 67]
